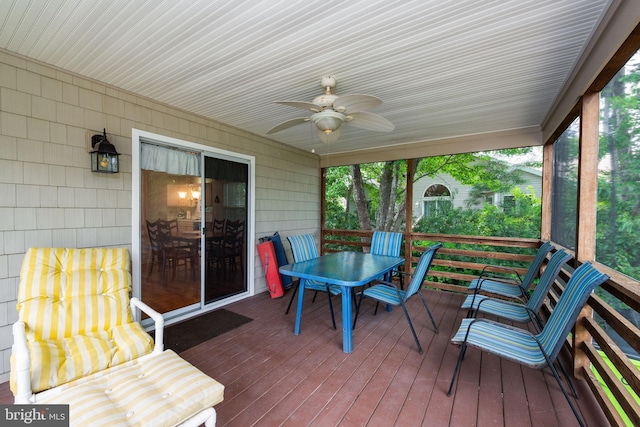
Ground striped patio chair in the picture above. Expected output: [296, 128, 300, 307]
[11, 248, 157, 398]
[370, 231, 403, 286]
[285, 234, 342, 330]
[353, 243, 442, 353]
[461, 249, 573, 330]
[448, 262, 609, 427]
[467, 241, 555, 302]
[11, 248, 225, 426]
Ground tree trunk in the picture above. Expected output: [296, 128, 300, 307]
[602, 68, 625, 257]
[350, 164, 372, 230]
[377, 161, 394, 230]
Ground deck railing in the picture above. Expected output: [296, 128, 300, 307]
[321, 228, 640, 427]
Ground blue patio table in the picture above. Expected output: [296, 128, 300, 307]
[279, 251, 405, 353]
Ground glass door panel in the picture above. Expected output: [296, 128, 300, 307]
[203, 156, 248, 304]
[141, 163, 202, 315]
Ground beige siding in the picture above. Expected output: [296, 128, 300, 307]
[412, 169, 542, 220]
[0, 50, 320, 383]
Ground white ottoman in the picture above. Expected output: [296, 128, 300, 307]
[38, 350, 224, 427]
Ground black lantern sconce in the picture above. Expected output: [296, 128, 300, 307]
[90, 128, 119, 173]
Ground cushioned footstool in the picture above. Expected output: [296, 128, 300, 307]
[38, 350, 224, 427]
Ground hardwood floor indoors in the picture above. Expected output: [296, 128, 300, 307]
[0, 286, 610, 426]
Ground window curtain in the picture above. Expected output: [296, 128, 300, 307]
[140, 142, 200, 176]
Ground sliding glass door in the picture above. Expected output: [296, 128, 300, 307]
[133, 129, 254, 324]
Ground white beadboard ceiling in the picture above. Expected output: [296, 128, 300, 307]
[0, 0, 617, 156]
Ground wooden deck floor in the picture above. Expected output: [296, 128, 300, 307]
[0, 287, 611, 426]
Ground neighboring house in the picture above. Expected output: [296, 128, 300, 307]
[412, 165, 542, 220]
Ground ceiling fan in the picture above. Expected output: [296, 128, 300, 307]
[267, 77, 394, 143]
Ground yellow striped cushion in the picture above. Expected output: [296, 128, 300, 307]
[13, 248, 155, 393]
[18, 247, 132, 340]
[111, 323, 154, 365]
[39, 350, 225, 427]
[28, 332, 116, 393]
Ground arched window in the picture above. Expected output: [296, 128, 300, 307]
[423, 184, 452, 217]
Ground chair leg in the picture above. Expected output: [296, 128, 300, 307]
[326, 289, 337, 330]
[419, 291, 438, 333]
[148, 252, 156, 278]
[547, 358, 585, 427]
[285, 281, 300, 314]
[447, 342, 468, 396]
[399, 301, 423, 353]
[466, 289, 481, 318]
[353, 289, 366, 329]
[555, 358, 579, 399]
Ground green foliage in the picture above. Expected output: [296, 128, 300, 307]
[413, 187, 541, 238]
[325, 150, 538, 232]
[596, 52, 640, 282]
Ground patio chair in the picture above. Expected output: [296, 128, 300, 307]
[11, 247, 224, 426]
[467, 241, 555, 302]
[285, 234, 342, 330]
[353, 243, 442, 353]
[370, 230, 404, 287]
[461, 249, 573, 330]
[448, 262, 609, 427]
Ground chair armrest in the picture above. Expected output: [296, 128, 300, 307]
[130, 298, 164, 354]
[12, 321, 33, 403]
[475, 277, 527, 294]
[478, 265, 522, 283]
[370, 279, 397, 288]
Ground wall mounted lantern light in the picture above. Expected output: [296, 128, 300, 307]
[90, 128, 119, 173]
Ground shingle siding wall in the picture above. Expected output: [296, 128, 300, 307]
[0, 50, 320, 384]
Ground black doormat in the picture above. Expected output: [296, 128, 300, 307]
[157, 309, 253, 353]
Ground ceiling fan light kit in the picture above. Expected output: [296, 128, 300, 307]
[311, 109, 344, 133]
[268, 77, 394, 144]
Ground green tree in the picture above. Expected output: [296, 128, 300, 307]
[328, 150, 535, 232]
[597, 55, 640, 281]
[413, 186, 541, 238]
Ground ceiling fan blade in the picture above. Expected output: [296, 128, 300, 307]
[333, 94, 382, 113]
[274, 101, 321, 112]
[316, 127, 341, 144]
[347, 111, 395, 132]
[267, 117, 309, 134]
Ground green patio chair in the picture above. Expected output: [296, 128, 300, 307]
[353, 243, 442, 354]
[285, 234, 342, 330]
[467, 241, 555, 302]
[448, 262, 609, 427]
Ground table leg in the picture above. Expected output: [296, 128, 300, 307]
[294, 279, 306, 335]
[341, 286, 353, 353]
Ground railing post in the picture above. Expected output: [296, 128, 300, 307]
[540, 144, 553, 242]
[405, 159, 415, 273]
[573, 91, 600, 379]
[321, 167, 327, 255]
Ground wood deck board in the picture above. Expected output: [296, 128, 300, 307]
[0, 288, 611, 426]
